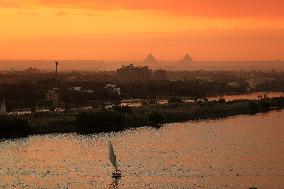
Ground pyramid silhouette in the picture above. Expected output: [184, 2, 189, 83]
[144, 54, 158, 64]
[180, 54, 194, 63]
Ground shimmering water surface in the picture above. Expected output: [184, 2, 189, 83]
[120, 92, 284, 107]
[0, 111, 284, 189]
[207, 92, 284, 101]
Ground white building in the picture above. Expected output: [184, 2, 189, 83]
[0, 98, 7, 115]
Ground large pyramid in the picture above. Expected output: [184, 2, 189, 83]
[180, 54, 194, 63]
[144, 54, 158, 64]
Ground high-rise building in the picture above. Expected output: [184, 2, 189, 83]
[117, 64, 152, 83]
[154, 69, 167, 80]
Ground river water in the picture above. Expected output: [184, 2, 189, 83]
[0, 111, 284, 189]
[120, 92, 284, 107]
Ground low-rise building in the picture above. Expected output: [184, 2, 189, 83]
[24, 67, 40, 74]
[46, 88, 59, 107]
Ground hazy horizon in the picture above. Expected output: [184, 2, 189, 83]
[1, 59, 284, 72]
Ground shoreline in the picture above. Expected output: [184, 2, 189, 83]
[1, 97, 284, 139]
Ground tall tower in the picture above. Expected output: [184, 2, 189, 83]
[54, 61, 59, 85]
[54, 61, 59, 75]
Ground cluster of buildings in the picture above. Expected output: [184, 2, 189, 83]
[116, 53, 194, 83]
[24, 67, 40, 74]
[117, 64, 167, 83]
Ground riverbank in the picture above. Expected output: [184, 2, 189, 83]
[1, 97, 284, 138]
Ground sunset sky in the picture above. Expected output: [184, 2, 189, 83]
[0, 0, 283, 60]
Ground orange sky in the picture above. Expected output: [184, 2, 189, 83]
[0, 0, 283, 60]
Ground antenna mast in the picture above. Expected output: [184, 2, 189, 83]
[54, 61, 59, 85]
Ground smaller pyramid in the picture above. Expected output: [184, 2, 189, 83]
[180, 54, 194, 63]
[144, 54, 158, 64]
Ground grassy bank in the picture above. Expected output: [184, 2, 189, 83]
[1, 97, 284, 138]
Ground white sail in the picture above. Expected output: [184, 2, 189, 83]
[109, 141, 118, 171]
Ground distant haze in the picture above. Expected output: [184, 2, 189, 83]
[0, 60, 283, 72]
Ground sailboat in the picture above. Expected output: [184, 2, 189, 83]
[109, 141, 121, 178]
